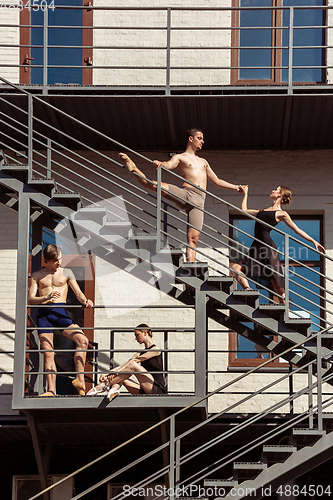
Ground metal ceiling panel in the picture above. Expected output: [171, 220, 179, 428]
[1, 94, 333, 151]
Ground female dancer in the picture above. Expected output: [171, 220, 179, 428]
[87, 324, 166, 401]
[230, 185, 325, 303]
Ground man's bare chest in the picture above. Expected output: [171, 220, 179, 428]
[39, 273, 67, 289]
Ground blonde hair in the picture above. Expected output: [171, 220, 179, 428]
[135, 323, 152, 338]
[280, 186, 292, 205]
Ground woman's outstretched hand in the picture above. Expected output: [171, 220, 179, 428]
[314, 241, 325, 253]
[240, 185, 248, 194]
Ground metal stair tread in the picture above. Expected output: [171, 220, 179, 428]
[204, 479, 235, 486]
[130, 233, 157, 240]
[293, 428, 326, 435]
[2, 164, 29, 169]
[234, 462, 267, 470]
[262, 445, 296, 453]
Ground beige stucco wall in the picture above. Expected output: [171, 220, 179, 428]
[1, 148, 333, 416]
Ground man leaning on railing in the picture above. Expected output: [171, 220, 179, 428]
[28, 244, 93, 397]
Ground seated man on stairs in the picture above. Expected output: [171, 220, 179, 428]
[119, 127, 242, 262]
[28, 244, 94, 396]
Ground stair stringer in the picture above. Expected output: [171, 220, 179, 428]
[224, 431, 333, 499]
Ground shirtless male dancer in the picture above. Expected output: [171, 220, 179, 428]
[28, 244, 94, 396]
[119, 128, 242, 262]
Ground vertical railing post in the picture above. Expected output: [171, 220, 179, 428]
[288, 362, 294, 414]
[195, 291, 207, 399]
[163, 202, 168, 247]
[156, 165, 162, 252]
[28, 94, 33, 182]
[166, 8, 171, 96]
[288, 7, 294, 94]
[284, 234, 290, 316]
[317, 330, 323, 431]
[169, 415, 175, 500]
[308, 336, 314, 429]
[43, 7, 48, 95]
[46, 139, 52, 179]
[175, 438, 181, 494]
[12, 194, 30, 407]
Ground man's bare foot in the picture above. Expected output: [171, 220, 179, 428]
[118, 153, 136, 172]
[72, 379, 86, 396]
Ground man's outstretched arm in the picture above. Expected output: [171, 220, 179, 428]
[207, 164, 242, 192]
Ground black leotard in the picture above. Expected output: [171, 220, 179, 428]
[241, 210, 284, 289]
[139, 344, 167, 394]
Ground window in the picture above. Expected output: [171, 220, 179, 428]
[229, 215, 323, 367]
[231, 0, 325, 84]
[20, 0, 93, 85]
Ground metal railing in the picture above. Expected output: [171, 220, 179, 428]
[0, 4, 332, 94]
[27, 326, 333, 500]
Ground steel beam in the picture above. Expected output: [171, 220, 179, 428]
[12, 194, 30, 406]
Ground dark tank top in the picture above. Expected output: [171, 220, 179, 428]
[254, 210, 279, 243]
[140, 344, 166, 393]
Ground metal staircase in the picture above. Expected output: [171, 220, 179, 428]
[1, 78, 333, 499]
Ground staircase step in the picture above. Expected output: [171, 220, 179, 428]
[204, 479, 236, 488]
[233, 461, 267, 481]
[156, 247, 185, 266]
[29, 178, 55, 197]
[101, 221, 133, 239]
[234, 462, 267, 471]
[176, 262, 209, 280]
[259, 304, 285, 320]
[292, 427, 326, 447]
[232, 289, 260, 308]
[293, 427, 326, 436]
[74, 207, 107, 225]
[1, 164, 29, 183]
[261, 444, 296, 462]
[52, 192, 82, 211]
[202, 276, 233, 294]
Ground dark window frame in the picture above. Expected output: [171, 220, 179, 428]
[231, 0, 326, 85]
[20, 3, 93, 85]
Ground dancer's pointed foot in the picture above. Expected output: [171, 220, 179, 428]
[118, 153, 136, 172]
[86, 382, 109, 396]
[107, 386, 120, 402]
[72, 379, 86, 396]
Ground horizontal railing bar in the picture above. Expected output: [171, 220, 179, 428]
[16, 4, 333, 10]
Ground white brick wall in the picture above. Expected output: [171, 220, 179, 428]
[0, 8, 20, 83]
[93, 0, 231, 86]
[0, 203, 18, 415]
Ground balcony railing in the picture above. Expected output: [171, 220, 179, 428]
[0, 4, 333, 94]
